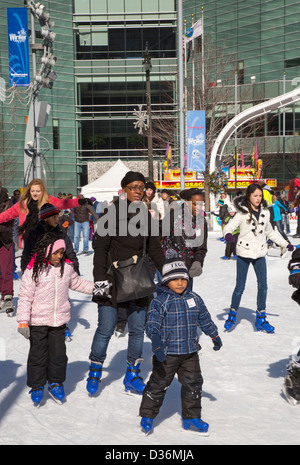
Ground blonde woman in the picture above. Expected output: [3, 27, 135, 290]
[0, 179, 81, 248]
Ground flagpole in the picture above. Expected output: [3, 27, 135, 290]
[201, 6, 204, 105]
[178, 0, 185, 190]
[235, 70, 238, 195]
[283, 71, 286, 194]
[192, 14, 195, 111]
[184, 20, 187, 112]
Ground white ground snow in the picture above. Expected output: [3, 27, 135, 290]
[1, 230, 300, 446]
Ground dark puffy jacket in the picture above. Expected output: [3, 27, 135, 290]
[21, 221, 80, 274]
[146, 284, 219, 355]
[0, 187, 13, 249]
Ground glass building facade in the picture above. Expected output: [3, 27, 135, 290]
[183, 0, 300, 184]
[1, 1, 299, 195]
[73, 0, 178, 185]
[184, 0, 300, 83]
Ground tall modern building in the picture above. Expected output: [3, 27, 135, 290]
[183, 0, 300, 186]
[73, 0, 178, 186]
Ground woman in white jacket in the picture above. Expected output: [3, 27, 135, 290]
[17, 234, 94, 406]
[223, 183, 294, 333]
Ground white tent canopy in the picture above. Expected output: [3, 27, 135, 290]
[81, 159, 130, 203]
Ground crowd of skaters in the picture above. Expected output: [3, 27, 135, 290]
[0, 173, 300, 434]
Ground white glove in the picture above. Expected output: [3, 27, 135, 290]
[189, 261, 203, 278]
[93, 280, 112, 298]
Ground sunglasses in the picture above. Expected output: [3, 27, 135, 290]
[125, 185, 145, 193]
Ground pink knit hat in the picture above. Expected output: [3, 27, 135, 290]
[46, 239, 66, 256]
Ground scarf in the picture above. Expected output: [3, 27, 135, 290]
[18, 199, 39, 243]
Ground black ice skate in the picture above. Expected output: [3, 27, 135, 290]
[283, 360, 300, 406]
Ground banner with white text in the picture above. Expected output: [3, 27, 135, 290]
[7, 7, 30, 87]
[186, 110, 206, 172]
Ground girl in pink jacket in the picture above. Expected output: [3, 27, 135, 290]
[17, 234, 94, 406]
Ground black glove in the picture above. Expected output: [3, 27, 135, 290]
[292, 288, 300, 306]
[151, 333, 166, 362]
[212, 335, 222, 351]
[289, 268, 300, 288]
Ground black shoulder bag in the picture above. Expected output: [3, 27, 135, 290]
[107, 236, 156, 304]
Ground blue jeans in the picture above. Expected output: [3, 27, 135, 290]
[89, 302, 146, 366]
[231, 256, 267, 311]
[74, 221, 89, 253]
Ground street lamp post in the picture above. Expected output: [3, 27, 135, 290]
[25, 1, 57, 184]
[143, 43, 154, 181]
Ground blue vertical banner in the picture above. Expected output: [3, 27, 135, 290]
[186, 110, 206, 172]
[7, 8, 30, 87]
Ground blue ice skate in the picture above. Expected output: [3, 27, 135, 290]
[182, 418, 209, 434]
[140, 417, 154, 435]
[224, 309, 237, 332]
[255, 311, 275, 334]
[65, 327, 71, 341]
[86, 362, 102, 396]
[29, 386, 44, 407]
[123, 359, 145, 395]
[48, 383, 65, 404]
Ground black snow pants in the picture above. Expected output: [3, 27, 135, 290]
[27, 325, 68, 389]
[139, 352, 203, 420]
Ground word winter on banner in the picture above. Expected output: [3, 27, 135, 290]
[7, 7, 30, 87]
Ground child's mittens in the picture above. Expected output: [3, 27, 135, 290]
[287, 244, 294, 252]
[18, 323, 30, 339]
[151, 333, 166, 362]
[224, 233, 235, 243]
[212, 335, 222, 351]
[189, 261, 202, 278]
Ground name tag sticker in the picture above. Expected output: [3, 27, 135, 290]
[187, 298, 196, 308]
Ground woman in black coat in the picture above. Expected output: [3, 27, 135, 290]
[87, 171, 165, 397]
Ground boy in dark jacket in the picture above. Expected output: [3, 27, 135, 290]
[139, 258, 222, 435]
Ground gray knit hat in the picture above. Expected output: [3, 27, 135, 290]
[161, 259, 189, 285]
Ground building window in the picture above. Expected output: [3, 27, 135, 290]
[53, 119, 60, 149]
[285, 58, 300, 68]
[237, 60, 244, 85]
[75, 25, 176, 60]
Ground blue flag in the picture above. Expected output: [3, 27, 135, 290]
[7, 8, 30, 87]
[186, 111, 206, 172]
